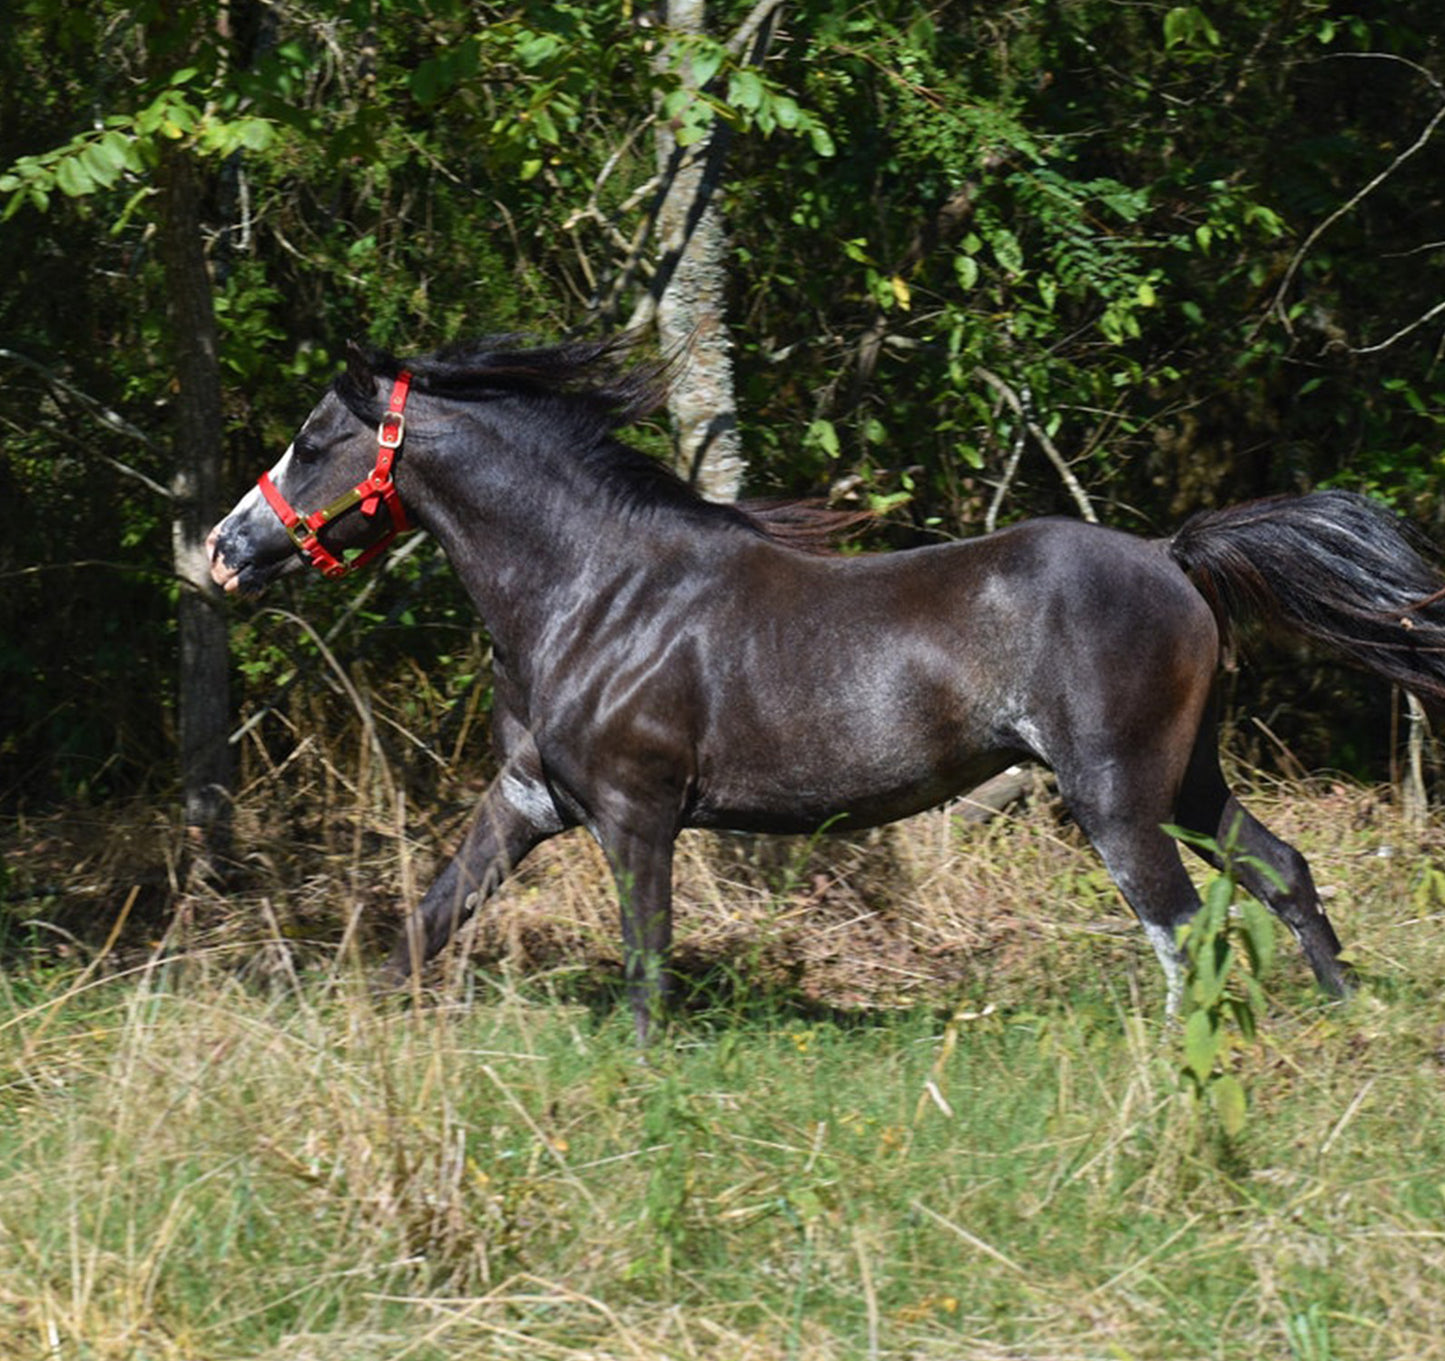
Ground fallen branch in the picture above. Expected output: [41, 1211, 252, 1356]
[953, 766, 1041, 826]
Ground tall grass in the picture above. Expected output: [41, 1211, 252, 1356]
[3, 780, 1445, 1359]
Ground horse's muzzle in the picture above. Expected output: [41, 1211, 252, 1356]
[206, 525, 244, 593]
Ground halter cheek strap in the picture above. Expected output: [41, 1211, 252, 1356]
[258, 371, 414, 580]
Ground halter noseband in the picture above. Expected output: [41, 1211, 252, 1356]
[257, 371, 414, 580]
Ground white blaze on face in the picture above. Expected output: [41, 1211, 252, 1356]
[207, 441, 298, 592]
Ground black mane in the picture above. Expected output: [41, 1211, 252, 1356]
[337, 334, 733, 521]
[338, 333, 668, 425]
[334, 333, 863, 551]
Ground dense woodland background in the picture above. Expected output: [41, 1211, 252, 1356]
[3, 0, 1445, 855]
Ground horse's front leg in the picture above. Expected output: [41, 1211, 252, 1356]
[386, 761, 568, 984]
[594, 820, 677, 1045]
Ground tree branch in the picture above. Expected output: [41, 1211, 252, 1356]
[975, 367, 1098, 524]
[984, 389, 1028, 534]
[725, 0, 787, 58]
[1262, 56, 1445, 338]
[0, 347, 172, 500]
[1347, 297, 1445, 356]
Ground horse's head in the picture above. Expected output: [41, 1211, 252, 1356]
[208, 346, 413, 595]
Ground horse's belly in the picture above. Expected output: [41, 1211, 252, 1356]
[689, 733, 1019, 835]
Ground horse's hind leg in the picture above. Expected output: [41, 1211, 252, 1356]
[1056, 775, 1206, 1013]
[1174, 717, 1350, 996]
[1049, 689, 1257, 1010]
[385, 756, 569, 984]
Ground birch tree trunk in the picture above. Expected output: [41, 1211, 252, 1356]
[642, 0, 745, 503]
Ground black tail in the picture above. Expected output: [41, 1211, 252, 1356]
[1168, 490, 1445, 703]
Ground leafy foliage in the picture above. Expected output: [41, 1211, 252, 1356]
[3, 0, 1445, 805]
[1168, 822, 1281, 1137]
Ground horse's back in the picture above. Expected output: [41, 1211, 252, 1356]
[812, 517, 1218, 654]
[683, 518, 1220, 831]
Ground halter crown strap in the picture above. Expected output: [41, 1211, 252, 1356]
[257, 370, 414, 580]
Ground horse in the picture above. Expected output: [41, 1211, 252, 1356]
[208, 335, 1445, 1041]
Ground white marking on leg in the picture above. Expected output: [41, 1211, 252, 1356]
[1142, 920, 1185, 1015]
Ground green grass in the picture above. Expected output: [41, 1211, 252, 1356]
[3, 782, 1445, 1359]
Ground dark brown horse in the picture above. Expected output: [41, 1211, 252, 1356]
[208, 336, 1445, 1040]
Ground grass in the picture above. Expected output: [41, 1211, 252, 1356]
[3, 778, 1445, 1359]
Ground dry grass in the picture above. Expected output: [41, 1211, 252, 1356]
[5, 744, 1445, 1359]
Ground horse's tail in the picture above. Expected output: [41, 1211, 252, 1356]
[1167, 489, 1445, 703]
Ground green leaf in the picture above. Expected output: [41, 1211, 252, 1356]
[96, 132, 133, 173]
[990, 229, 1023, 276]
[869, 490, 913, 514]
[1189, 940, 1223, 1009]
[1183, 1008, 1217, 1085]
[807, 123, 835, 157]
[662, 88, 692, 120]
[1164, 6, 1221, 49]
[728, 69, 764, 111]
[237, 118, 275, 153]
[806, 419, 841, 458]
[1238, 897, 1277, 977]
[79, 142, 121, 189]
[1211, 1074, 1247, 1136]
[532, 104, 559, 144]
[1203, 871, 1234, 919]
[772, 95, 801, 130]
[689, 44, 725, 88]
[55, 155, 92, 198]
[514, 31, 561, 68]
[410, 60, 441, 105]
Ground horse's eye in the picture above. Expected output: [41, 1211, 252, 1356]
[294, 438, 324, 465]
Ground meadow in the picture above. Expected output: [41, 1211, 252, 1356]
[3, 775, 1445, 1360]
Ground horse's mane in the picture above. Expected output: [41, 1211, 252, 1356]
[335, 334, 866, 554]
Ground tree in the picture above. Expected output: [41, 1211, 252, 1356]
[157, 142, 233, 857]
[634, 0, 754, 501]
[0, 0, 280, 850]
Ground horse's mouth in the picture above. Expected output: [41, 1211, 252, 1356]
[206, 527, 245, 594]
[210, 558, 244, 594]
[206, 525, 298, 596]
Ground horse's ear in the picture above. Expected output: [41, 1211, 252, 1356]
[344, 340, 374, 390]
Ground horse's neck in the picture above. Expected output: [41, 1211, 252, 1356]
[412, 446, 703, 654]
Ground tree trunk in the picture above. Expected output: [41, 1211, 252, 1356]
[157, 147, 233, 863]
[643, 0, 745, 503]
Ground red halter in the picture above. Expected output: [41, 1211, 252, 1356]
[257, 371, 413, 580]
